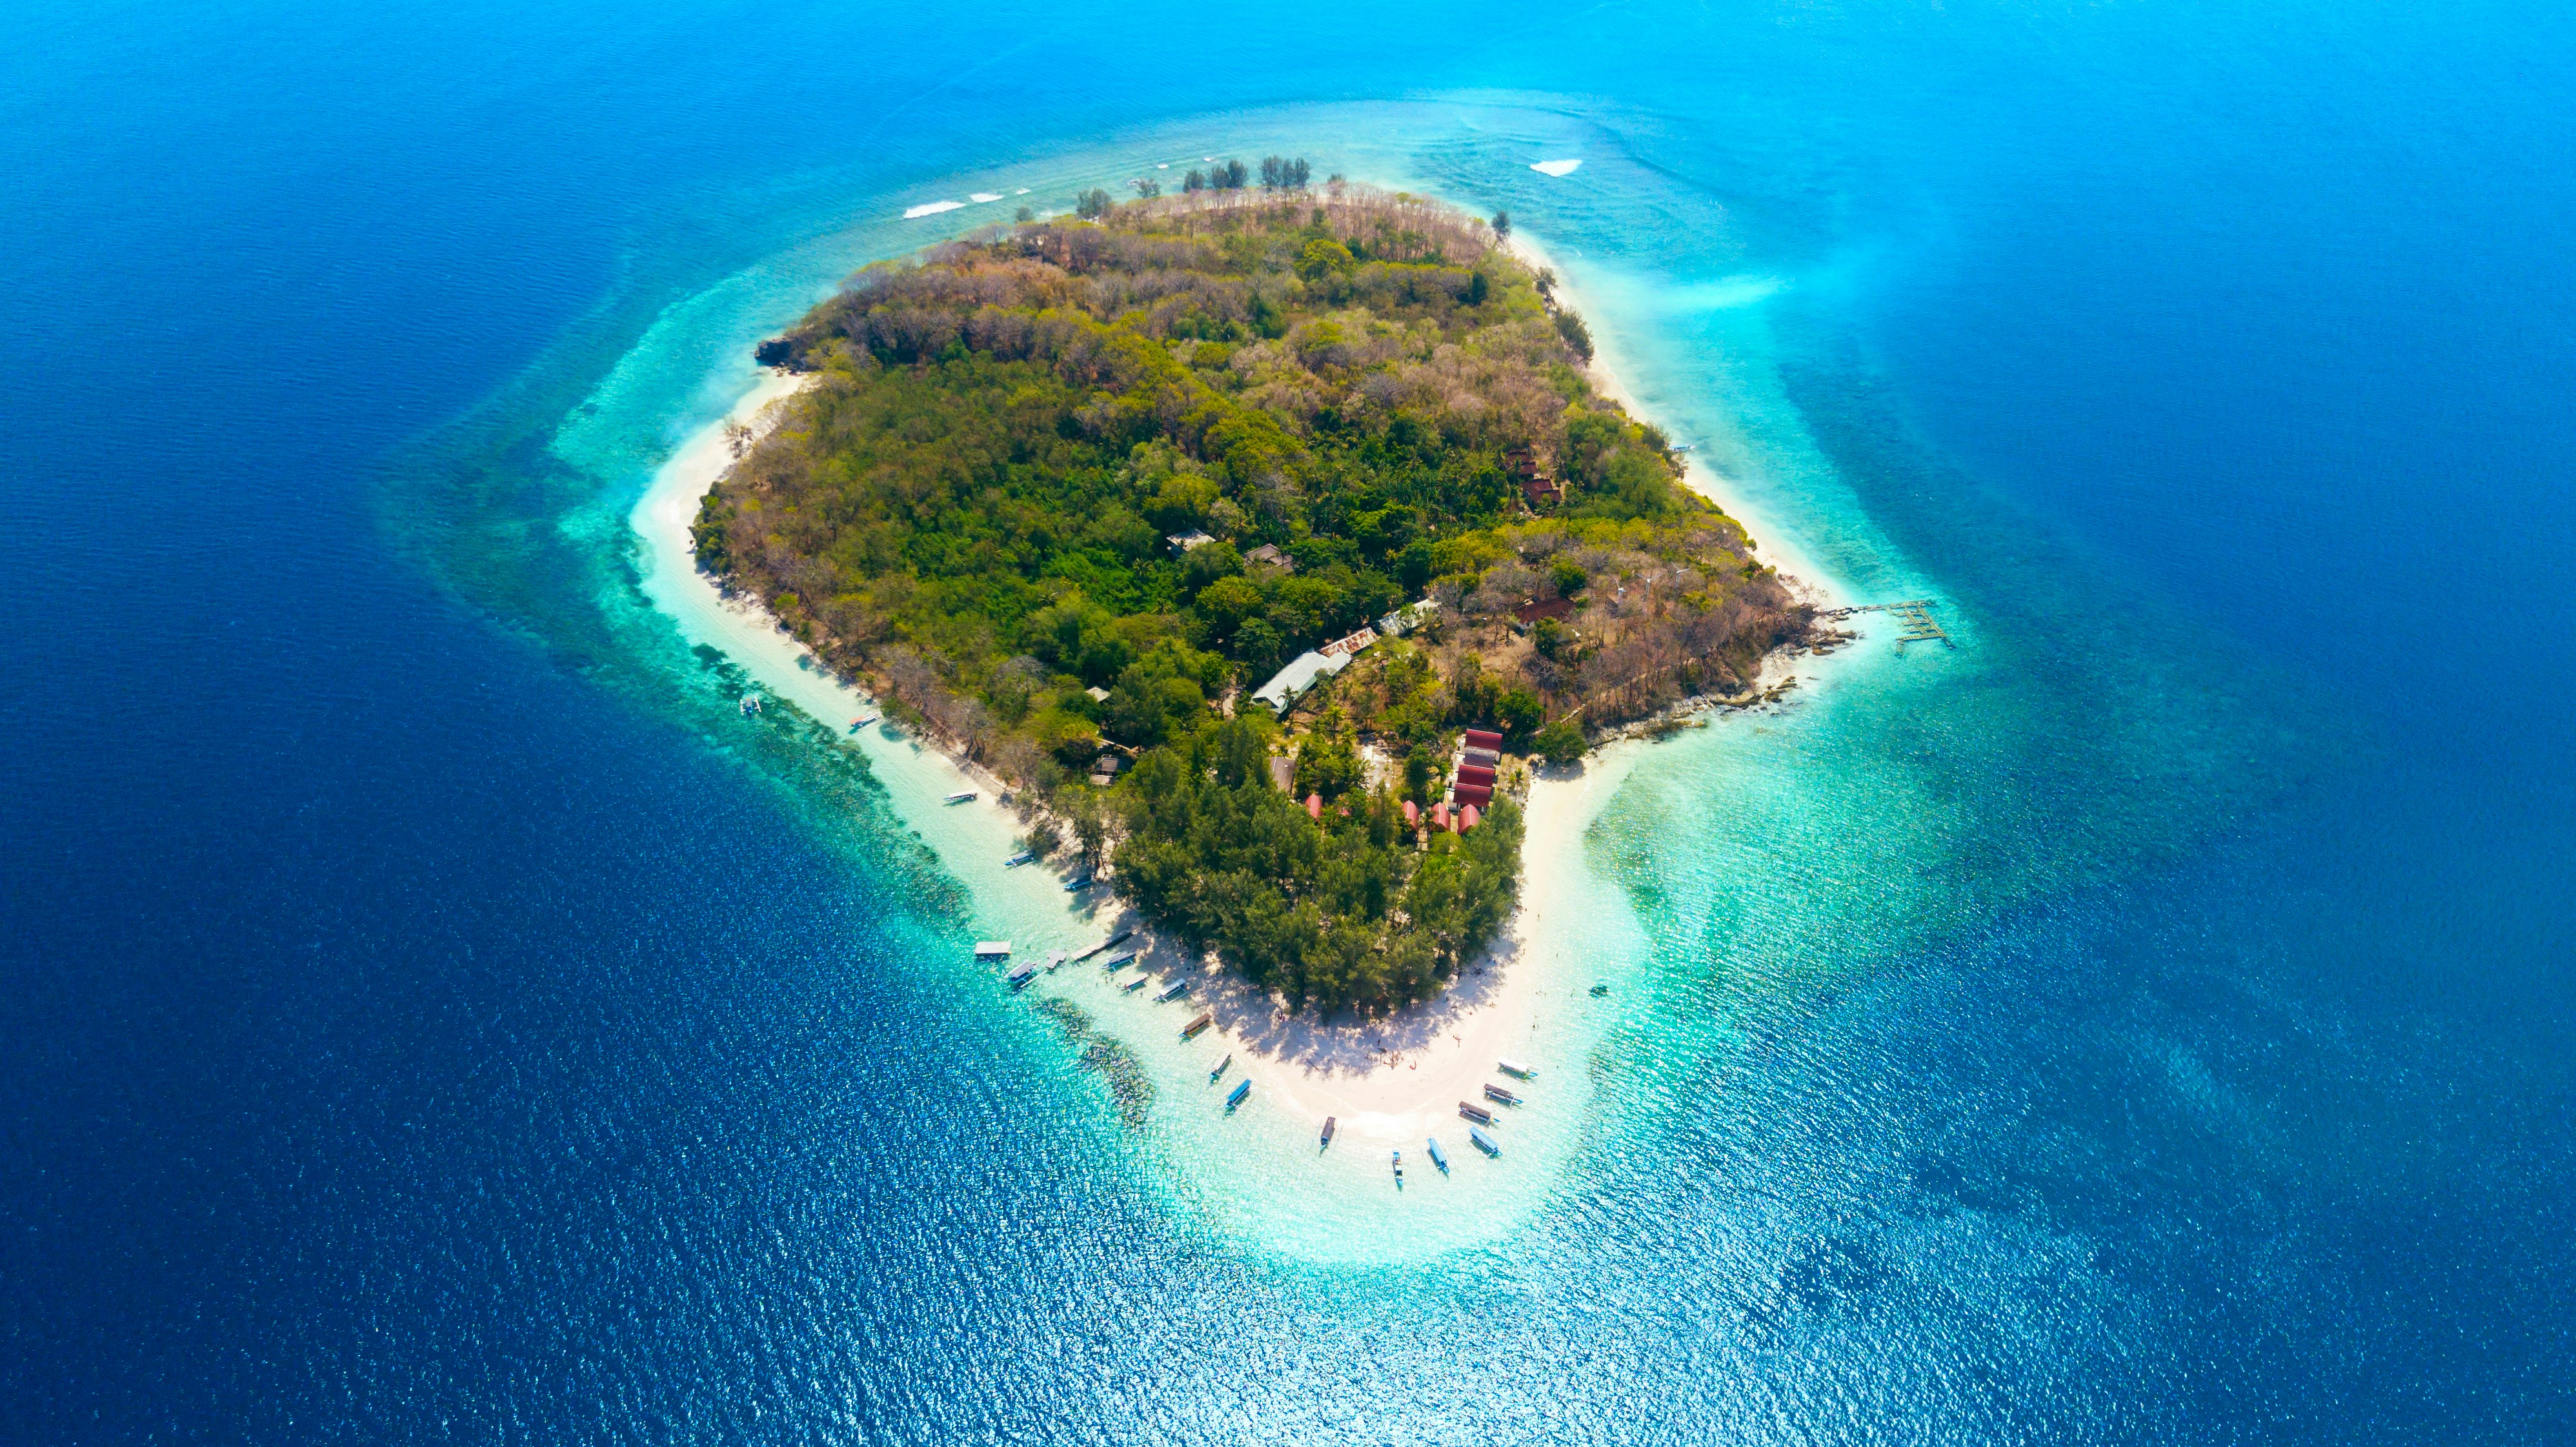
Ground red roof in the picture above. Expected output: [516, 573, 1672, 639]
[1513, 598, 1574, 625]
[1462, 729, 1504, 749]
[1456, 764, 1497, 787]
[1460, 804, 1481, 830]
[1453, 784, 1494, 807]
[1305, 793, 1322, 820]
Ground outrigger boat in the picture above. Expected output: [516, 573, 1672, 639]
[1208, 1053, 1232, 1083]
[1179, 1010, 1214, 1040]
[1497, 1058, 1536, 1080]
[1468, 1124, 1500, 1157]
[972, 940, 1012, 960]
[1099, 950, 1139, 971]
[739, 694, 763, 716]
[1154, 978, 1190, 1003]
[1483, 1083, 1522, 1106]
[1121, 975, 1148, 993]
[848, 713, 878, 731]
[1391, 1149, 1404, 1183]
[1004, 963, 1037, 991]
[1320, 1117, 1336, 1148]
[1457, 1100, 1494, 1124]
[943, 790, 976, 805]
[1589, 983, 1611, 997]
[1063, 875, 1095, 892]
[1004, 849, 1038, 867]
[1224, 1078, 1251, 1111]
[1427, 1137, 1450, 1174]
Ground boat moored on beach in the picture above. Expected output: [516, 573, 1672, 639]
[1004, 963, 1037, 990]
[1225, 1078, 1251, 1111]
[1154, 978, 1189, 1002]
[972, 940, 1011, 960]
[1122, 975, 1148, 992]
[1208, 1053, 1231, 1082]
[1468, 1124, 1500, 1157]
[1179, 1010, 1214, 1040]
[1458, 1100, 1494, 1124]
[1483, 1084, 1522, 1106]
[1100, 950, 1138, 971]
[943, 790, 976, 805]
[1427, 1137, 1450, 1174]
[849, 713, 878, 730]
[1391, 1148, 1403, 1183]
[1497, 1058, 1536, 1080]
[1320, 1117, 1336, 1148]
[1063, 875, 1095, 892]
[740, 694, 762, 716]
[1004, 849, 1037, 867]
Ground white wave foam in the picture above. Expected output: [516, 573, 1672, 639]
[1531, 158, 1582, 177]
[902, 199, 966, 219]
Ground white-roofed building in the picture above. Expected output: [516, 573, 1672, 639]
[1250, 649, 1349, 712]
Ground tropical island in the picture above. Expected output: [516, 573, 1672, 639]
[695, 167, 1815, 1015]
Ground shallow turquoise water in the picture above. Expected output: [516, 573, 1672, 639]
[8, 8, 2573, 1442]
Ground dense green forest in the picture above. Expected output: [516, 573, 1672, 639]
[700, 177, 1810, 1011]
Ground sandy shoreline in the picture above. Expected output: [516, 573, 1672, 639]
[627, 231, 1861, 1149]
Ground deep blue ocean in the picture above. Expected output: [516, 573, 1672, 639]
[6, 1, 2573, 1441]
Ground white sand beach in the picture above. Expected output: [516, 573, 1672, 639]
[627, 247, 1864, 1212]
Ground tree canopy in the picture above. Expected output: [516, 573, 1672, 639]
[698, 183, 1811, 1012]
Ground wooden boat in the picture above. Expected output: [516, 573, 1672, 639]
[1004, 849, 1037, 867]
[1457, 1100, 1494, 1124]
[1122, 975, 1148, 993]
[849, 713, 878, 730]
[1100, 950, 1139, 971]
[1589, 983, 1611, 997]
[1063, 875, 1094, 892]
[1427, 1137, 1450, 1174]
[1208, 1053, 1232, 1083]
[943, 790, 976, 805]
[1391, 1148, 1403, 1182]
[972, 940, 1011, 959]
[1468, 1124, 1500, 1157]
[1004, 963, 1037, 990]
[1497, 1058, 1536, 1080]
[1482, 1083, 1522, 1106]
[740, 694, 762, 715]
[1320, 1117, 1337, 1148]
[1225, 1078, 1251, 1111]
[1154, 978, 1190, 1003]
[1179, 1010, 1214, 1040]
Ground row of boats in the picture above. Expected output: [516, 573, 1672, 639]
[986, 930, 1545, 1173]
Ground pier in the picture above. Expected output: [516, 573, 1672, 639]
[1823, 598, 1955, 651]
